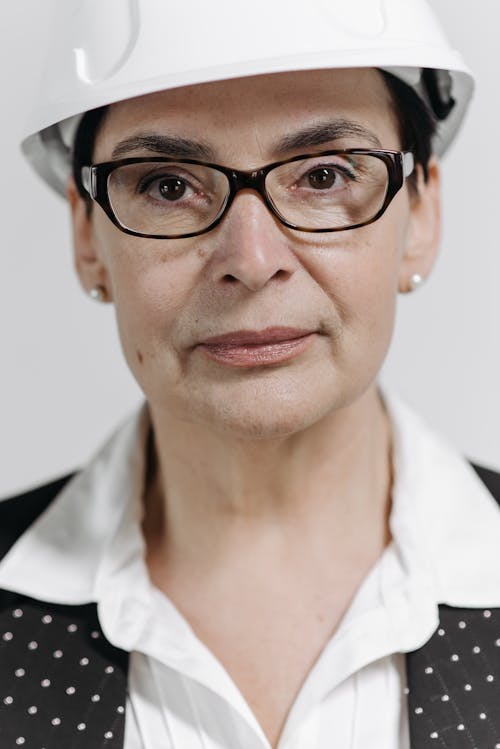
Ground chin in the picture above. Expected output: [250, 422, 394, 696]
[181, 372, 348, 440]
[208, 410, 319, 441]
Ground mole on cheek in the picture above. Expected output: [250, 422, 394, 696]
[197, 247, 207, 259]
[136, 349, 144, 364]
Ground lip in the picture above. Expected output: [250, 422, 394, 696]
[201, 327, 313, 346]
[197, 327, 316, 368]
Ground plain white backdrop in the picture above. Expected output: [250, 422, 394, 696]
[1, 1, 499, 497]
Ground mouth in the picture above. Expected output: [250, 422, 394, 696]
[197, 327, 317, 368]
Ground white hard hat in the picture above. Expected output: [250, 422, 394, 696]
[21, 0, 474, 198]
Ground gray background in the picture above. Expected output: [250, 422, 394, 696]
[1, 1, 498, 497]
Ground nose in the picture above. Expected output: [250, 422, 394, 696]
[206, 191, 300, 292]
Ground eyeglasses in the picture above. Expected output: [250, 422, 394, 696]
[81, 149, 415, 240]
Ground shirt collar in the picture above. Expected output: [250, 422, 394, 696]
[0, 389, 499, 609]
[386, 390, 500, 605]
[0, 401, 151, 603]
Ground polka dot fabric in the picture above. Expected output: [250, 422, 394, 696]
[407, 605, 500, 748]
[2, 597, 499, 749]
[0, 591, 128, 748]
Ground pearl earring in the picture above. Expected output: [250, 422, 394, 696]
[408, 273, 424, 292]
[89, 285, 107, 302]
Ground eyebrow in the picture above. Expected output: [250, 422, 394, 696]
[271, 120, 383, 155]
[110, 119, 382, 162]
[111, 134, 215, 160]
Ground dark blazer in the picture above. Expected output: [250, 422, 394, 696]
[0, 465, 499, 748]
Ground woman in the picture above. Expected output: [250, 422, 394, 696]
[1, 1, 499, 748]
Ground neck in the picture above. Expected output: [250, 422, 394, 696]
[142, 383, 393, 581]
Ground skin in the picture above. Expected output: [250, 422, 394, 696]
[68, 68, 440, 747]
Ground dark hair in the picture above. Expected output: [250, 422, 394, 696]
[72, 105, 109, 207]
[379, 69, 437, 189]
[72, 70, 437, 209]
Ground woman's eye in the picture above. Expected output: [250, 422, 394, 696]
[305, 164, 356, 190]
[139, 174, 191, 201]
[156, 177, 187, 200]
[307, 167, 339, 190]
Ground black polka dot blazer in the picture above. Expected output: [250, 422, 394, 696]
[0, 465, 499, 748]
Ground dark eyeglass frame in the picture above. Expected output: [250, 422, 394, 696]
[81, 148, 415, 240]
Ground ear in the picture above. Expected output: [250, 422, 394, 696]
[398, 157, 441, 294]
[67, 177, 113, 302]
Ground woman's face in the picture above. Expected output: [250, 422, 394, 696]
[70, 68, 440, 438]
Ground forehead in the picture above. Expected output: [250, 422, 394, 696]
[94, 68, 399, 162]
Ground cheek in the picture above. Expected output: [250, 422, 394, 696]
[302, 208, 408, 356]
[93, 220, 203, 382]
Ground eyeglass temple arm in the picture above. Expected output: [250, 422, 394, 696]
[403, 152, 415, 179]
[81, 166, 93, 197]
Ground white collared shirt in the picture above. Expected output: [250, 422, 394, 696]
[0, 388, 499, 749]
